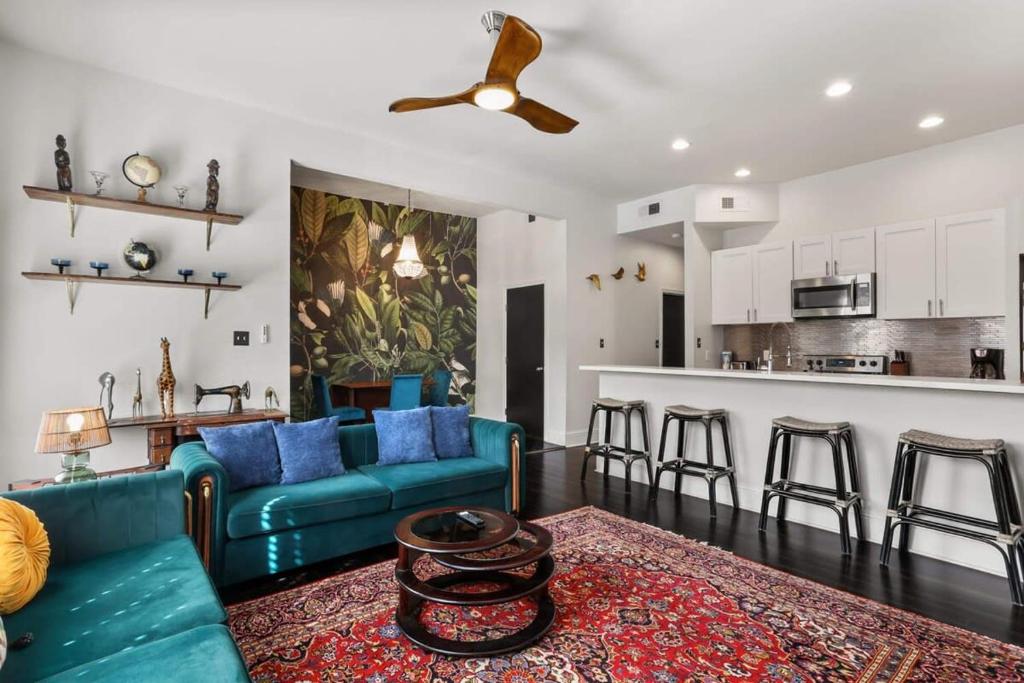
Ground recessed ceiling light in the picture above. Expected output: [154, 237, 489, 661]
[825, 81, 853, 97]
[671, 232, 681, 239]
[919, 115, 944, 129]
[734, 168, 751, 178]
[671, 138, 690, 151]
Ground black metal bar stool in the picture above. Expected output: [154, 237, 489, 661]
[758, 416, 865, 554]
[581, 398, 652, 494]
[651, 405, 739, 517]
[880, 429, 1024, 605]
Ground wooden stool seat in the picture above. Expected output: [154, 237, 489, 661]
[900, 429, 1004, 454]
[772, 416, 850, 434]
[665, 405, 724, 419]
[594, 398, 645, 409]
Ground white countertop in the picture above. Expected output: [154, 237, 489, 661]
[579, 364, 1024, 395]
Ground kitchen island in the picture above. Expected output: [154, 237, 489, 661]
[581, 364, 1024, 576]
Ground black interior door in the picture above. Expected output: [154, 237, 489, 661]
[662, 293, 685, 367]
[506, 284, 544, 443]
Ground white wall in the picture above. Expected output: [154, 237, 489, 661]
[476, 211, 568, 444]
[0, 40, 621, 482]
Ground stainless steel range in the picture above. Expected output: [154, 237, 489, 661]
[804, 354, 888, 374]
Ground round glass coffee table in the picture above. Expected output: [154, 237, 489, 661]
[393, 506, 556, 656]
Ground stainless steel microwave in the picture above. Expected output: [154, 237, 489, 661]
[791, 273, 876, 319]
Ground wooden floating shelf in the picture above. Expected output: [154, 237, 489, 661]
[22, 271, 240, 318]
[23, 185, 244, 249]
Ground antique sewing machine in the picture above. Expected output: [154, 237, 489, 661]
[194, 380, 250, 414]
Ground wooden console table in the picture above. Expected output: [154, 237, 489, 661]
[9, 463, 166, 491]
[109, 408, 288, 464]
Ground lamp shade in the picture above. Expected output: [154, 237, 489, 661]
[35, 407, 111, 454]
[392, 235, 426, 279]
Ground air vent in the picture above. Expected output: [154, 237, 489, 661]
[528, 214, 536, 223]
[721, 196, 735, 210]
[648, 202, 660, 216]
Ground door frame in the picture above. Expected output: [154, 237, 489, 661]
[659, 288, 685, 367]
[503, 279, 548, 442]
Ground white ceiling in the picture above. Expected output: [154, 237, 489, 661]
[4, 1, 1024, 201]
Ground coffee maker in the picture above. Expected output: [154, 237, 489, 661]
[970, 348, 1004, 380]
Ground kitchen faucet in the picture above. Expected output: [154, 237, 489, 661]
[765, 321, 794, 372]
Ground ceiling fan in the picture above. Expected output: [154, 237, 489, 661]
[388, 11, 578, 134]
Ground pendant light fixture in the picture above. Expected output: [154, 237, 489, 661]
[392, 189, 426, 279]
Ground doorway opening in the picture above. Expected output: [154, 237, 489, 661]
[506, 283, 545, 451]
[661, 291, 685, 367]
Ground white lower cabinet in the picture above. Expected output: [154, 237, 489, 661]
[712, 242, 793, 325]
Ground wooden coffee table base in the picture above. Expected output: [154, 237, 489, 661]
[394, 518, 556, 656]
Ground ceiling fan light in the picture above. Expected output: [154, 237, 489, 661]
[393, 235, 426, 279]
[473, 86, 516, 111]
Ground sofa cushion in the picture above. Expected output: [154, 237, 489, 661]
[274, 416, 345, 484]
[1, 535, 224, 682]
[226, 472, 392, 539]
[39, 624, 249, 683]
[373, 406, 436, 465]
[199, 420, 280, 492]
[358, 457, 507, 510]
[430, 405, 474, 459]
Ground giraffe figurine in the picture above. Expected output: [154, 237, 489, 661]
[157, 337, 177, 418]
[132, 367, 143, 419]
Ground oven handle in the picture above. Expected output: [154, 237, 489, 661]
[849, 280, 856, 309]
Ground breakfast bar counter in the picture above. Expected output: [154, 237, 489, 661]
[581, 364, 1024, 576]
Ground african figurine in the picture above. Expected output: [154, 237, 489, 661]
[264, 386, 280, 410]
[55, 134, 72, 191]
[204, 159, 220, 211]
[97, 371, 115, 420]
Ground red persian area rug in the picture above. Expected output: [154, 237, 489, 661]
[229, 507, 1024, 681]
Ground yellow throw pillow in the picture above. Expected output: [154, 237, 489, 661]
[0, 499, 50, 614]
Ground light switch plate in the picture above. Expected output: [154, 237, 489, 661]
[260, 323, 270, 344]
[233, 331, 250, 346]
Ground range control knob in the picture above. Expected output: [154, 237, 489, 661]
[869, 360, 878, 367]
[858, 360, 866, 367]
[815, 359, 823, 365]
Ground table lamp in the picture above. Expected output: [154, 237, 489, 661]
[35, 407, 111, 483]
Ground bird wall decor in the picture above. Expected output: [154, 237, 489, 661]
[634, 262, 647, 282]
[611, 267, 625, 280]
[586, 273, 602, 290]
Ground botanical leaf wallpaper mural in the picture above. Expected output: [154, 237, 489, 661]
[289, 186, 477, 421]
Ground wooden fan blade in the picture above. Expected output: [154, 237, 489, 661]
[508, 97, 578, 134]
[485, 15, 542, 85]
[389, 85, 478, 113]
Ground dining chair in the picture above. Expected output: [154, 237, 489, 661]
[428, 369, 453, 407]
[389, 374, 424, 411]
[311, 375, 366, 423]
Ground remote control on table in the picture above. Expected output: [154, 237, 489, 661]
[456, 510, 486, 529]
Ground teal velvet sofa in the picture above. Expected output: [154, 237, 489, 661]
[0, 471, 249, 682]
[171, 417, 525, 586]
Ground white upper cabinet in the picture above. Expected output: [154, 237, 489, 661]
[876, 219, 936, 319]
[711, 247, 754, 325]
[935, 209, 1005, 318]
[831, 228, 875, 275]
[752, 241, 794, 323]
[712, 242, 793, 325]
[793, 228, 875, 279]
[793, 236, 831, 279]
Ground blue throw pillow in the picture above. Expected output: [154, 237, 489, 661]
[272, 417, 345, 485]
[198, 421, 280, 492]
[373, 407, 436, 465]
[430, 405, 474, 459]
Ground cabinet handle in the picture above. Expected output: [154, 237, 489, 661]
[834, 259, 838, 276]
[939, 299, 944, 316]
[825, 260, 830, 276]
[753, 309, 758, 322]
[746, 309, 750, 322]
[927, 299, 932, 317]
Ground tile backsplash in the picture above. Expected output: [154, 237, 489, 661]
[722, 317, 1006, 378]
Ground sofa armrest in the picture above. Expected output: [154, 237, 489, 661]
[0, 470, 185, 568]
[170, 442, 229, 582]
[470, 417, 526, 514]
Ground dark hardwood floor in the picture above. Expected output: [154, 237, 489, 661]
[223, 446, 1024, 646]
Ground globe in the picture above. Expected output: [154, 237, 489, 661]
[123, 239, 157, 275]
[122, 153, 162, 188]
